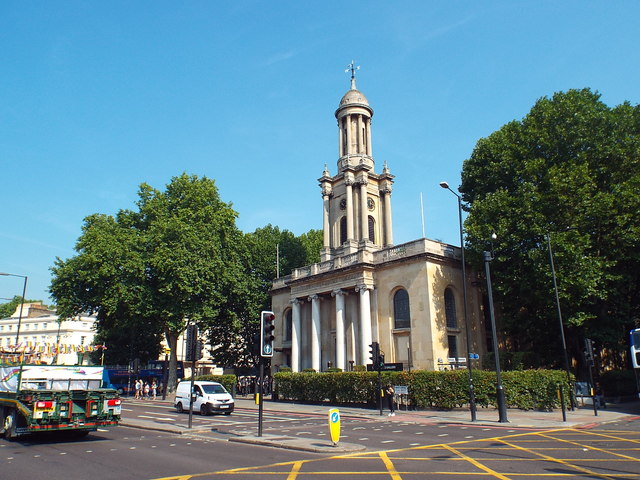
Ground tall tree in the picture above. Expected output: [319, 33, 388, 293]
[50, 174, 250, 390]
[460, 89, 640, 369]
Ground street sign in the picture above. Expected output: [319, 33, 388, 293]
[328, 408, 340, 445]
[469, 353, 480, 360]
[367, 362, 403, 372]
[394, 385, 409, 395]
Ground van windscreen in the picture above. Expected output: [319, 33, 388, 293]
[202, 384, 227, 394]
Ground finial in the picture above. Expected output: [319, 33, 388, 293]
[323, 163, 330, 177]
[345, 60, 360, 90]
[383, 161, 390, 174]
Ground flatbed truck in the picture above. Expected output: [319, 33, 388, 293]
[0, 364, 121, 439]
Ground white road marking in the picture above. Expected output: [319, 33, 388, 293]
[381, 440, 395, 444]
[415, 432, 424, 435]
[358, 438, 369, 441]
[438, 433, 448, 437]
[410, 443, 421, 446]
[392, 430, 403, 433]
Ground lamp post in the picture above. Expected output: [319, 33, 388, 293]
[0, 272, 28, 346]
[483, 248, 508, 423]
[546, 233, 574, 410]
[439, 181, 477, 421]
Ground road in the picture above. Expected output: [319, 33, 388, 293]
[1, 398, 639, 479]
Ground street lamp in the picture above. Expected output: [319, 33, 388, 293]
[0, 272, 28, 346]
[546, 233, 574, 410]
[439, 181, 477, 422]
[483, 243, 508, 423]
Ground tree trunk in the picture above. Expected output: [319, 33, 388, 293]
[165, 329, 179, 393]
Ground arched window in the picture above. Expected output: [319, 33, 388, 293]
[368, 216, 375, 243]
[284, 309, 292, 342]
[445, 288, 457, 329]
[340, 216, 347, 244]
[393, 289, 411, 329]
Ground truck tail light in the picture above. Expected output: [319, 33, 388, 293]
[107, 399, 121, 407]
[36, 401, 54, 409]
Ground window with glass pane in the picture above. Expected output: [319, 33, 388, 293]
[445, 288, 457, 328]
[393, 289, 411, 329]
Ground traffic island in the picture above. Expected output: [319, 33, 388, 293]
[229, 433, 366, 453]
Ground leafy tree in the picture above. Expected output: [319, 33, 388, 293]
[51, 174, 251, 390]
[460, 89, 640, 370]
[0, 296, 43, 319]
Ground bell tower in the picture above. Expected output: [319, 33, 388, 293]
[319, 63, 395, 261]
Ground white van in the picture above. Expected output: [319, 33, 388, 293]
[174, 381, 234, 415]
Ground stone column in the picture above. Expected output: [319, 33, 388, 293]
[290, 298, 302, 372]
[366, 118, 372, 155]
[355, 284, 373, 365]
[360, 178, 369, 241]
[322, 187, 331, 249]
[308, 294, 321, 372]
[357, 114, 363, 154]
[338, 118, 344, 157]
[332, 289, 346, 371]
[345, 116, 352, 155]
[383, 188, 394, 246]
[345, 174, 355, 242]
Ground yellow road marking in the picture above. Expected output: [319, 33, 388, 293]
[286, 461, 304, 480]
[538, 432, 640, 462]
[498, 438, 615, 480]
[379, 451, 403, 480]
[443, 444, 513, 480]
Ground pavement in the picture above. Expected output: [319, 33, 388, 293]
[120, 395, 640, 453]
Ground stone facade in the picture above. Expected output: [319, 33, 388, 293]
[270, 73, 486, 372]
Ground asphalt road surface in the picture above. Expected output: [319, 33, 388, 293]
[2, 401, 639, 480]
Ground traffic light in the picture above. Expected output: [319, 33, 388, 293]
[369, 342, 379, 365]
[584, 338, 596, 366]
[185, 324, 198, 362]
[377, 353, 385, 370]
[195, 340, 204, 361]
[260, 311, 276, 357]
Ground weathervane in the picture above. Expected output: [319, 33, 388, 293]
[345, 60, 360, 89]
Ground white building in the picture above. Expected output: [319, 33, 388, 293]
[0, 303, 100, 365]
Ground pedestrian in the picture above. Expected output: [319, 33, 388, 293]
[135, 379, 141, 400]
[385, 384, 395, 416]
[152, 380, 157, 400]
[144, 381, 150, 400]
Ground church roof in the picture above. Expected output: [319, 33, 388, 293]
[338, 88, 370, 108]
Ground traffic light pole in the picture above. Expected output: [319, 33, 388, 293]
[378, 370, 383, 416]
[258, 357, 264, 437]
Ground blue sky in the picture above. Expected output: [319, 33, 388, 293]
[2, 1, 639, 303]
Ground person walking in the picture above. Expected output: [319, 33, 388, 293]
[151, 380, 157, 400]
[143, 381, 150, 400]
[385, 384, 396, 416]
[135, 379, 141, 400]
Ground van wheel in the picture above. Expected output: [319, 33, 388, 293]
[176, 402, 184, 414]
[200, 404, 209, 416]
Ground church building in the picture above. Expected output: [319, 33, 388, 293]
[270, 69, 486, 372]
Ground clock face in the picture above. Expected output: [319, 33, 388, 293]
[367, 197, 375, 211]
[340, 198, 347, 210]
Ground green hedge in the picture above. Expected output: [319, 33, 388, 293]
[190, 374, 237, 394]
[274, 369, 572, 411]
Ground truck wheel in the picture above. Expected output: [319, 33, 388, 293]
[176, 402, 184, 413]
[3, 410, 17, 440]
